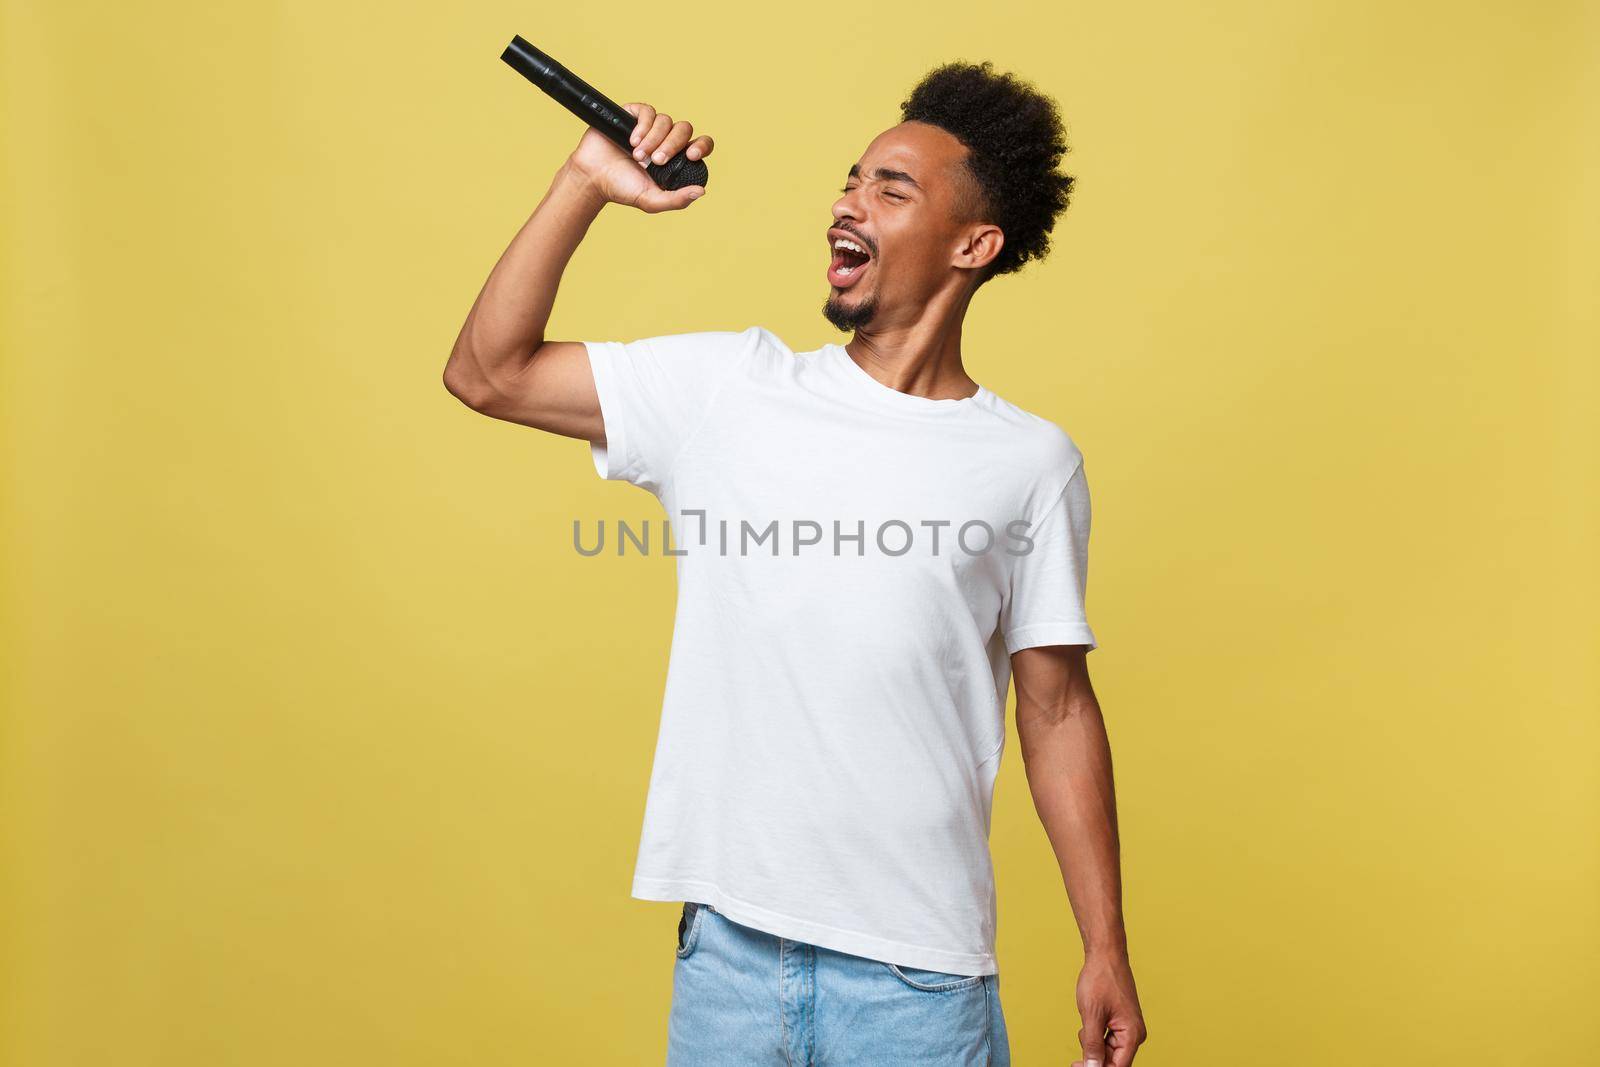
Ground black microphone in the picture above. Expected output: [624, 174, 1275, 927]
[500, 35, 710, 192]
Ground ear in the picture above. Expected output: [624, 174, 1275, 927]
[953, 223, 1004, 275]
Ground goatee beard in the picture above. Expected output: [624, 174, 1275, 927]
[822, 291, 878, 331]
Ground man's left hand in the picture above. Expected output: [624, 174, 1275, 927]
[1071, 950, 1147, 1066]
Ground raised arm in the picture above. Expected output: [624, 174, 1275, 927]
[442, 103, 714, 440]
[1011, 643, 1148, 1067]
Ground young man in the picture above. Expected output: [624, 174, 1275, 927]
[444, 61, 1147, 1067]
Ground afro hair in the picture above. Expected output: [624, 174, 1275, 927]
[900, 61, 1075, 285]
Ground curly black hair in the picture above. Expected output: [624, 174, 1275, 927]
[900, 61, 1075, 285]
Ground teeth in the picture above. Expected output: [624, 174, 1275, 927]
[832, 238, 867, 255]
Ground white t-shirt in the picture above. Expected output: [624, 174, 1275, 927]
[583, 326, 1097, 976]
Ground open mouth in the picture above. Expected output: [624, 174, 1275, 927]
[827, 231, 873, 289]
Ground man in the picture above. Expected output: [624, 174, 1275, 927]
[444, 60, 1147, 1067]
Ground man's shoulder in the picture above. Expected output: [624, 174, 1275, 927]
[601, 326, 794, 389]
[673, 324, 793, 351]
[979, 389, 1086, 478]
[654, 324, 797, 369]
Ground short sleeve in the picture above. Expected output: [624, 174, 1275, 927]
[584, 327, 760, 495]
[1001, 459, 1099, 654]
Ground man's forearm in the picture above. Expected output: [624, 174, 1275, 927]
[1017, 692, 1129, 957]
[445, 162, 607, 387]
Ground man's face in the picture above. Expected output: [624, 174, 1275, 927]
[822, 121, 983, 332]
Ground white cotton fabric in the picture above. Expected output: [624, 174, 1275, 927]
[583, 326, 1097, 975]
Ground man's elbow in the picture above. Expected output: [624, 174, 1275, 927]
[443, 357, 493, 412]
[443, 336, 545, 414]
[443, 343, 522, 414]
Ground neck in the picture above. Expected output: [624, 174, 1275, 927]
[844, 284, 980, 401]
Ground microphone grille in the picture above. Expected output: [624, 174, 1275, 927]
[648, 155, 710, 192]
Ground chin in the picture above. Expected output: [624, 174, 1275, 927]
[822, 290, 879, 332]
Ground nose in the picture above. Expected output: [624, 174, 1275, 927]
[831, 185, 864, 224]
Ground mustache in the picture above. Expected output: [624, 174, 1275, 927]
[832, 222, 878, 258]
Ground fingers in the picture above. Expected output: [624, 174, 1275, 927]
[686, 134, 714, 161]
[1079, 1012, 1108, 1067]
[631, 183, 706, 214]
[635, 112, 673, 163]
[622, 104, 713, 167]
[623, 103, 656, 153]
[647, 120, 697, 166]
[1107, 1017, 1147, 1066]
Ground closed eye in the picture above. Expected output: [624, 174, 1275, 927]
[844, 182, 908, 199]
[839, 183, 910, 202]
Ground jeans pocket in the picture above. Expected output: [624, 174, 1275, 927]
[882, 961, 985, 993]
[676, 901, 709, 958]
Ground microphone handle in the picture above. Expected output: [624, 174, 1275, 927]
[500, 35, 709, 192]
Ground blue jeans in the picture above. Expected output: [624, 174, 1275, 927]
[667, 901, 1011, 1066]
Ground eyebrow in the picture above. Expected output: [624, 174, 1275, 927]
[847, 163, 922, 190]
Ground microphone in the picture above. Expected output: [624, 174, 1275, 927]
[500, 35, 710, 192]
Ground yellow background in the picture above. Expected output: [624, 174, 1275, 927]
[4, 0, 1596, 1063]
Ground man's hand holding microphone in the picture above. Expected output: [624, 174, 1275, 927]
[499, 35, 712, 213]
[562, 102, 713, 214]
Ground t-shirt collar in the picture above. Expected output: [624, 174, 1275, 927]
[825, 344, 992, 414]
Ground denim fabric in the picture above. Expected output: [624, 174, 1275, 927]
[666, 901, 1011, 1066]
